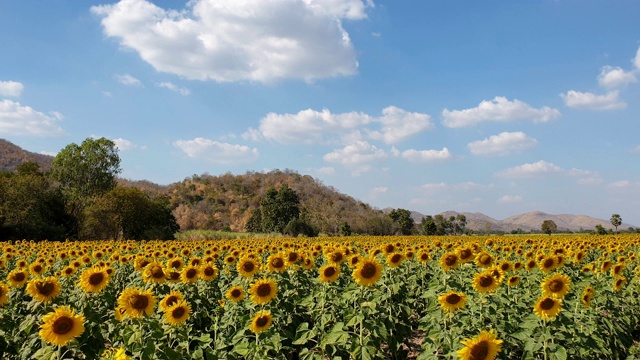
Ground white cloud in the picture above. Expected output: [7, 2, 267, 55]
[102, 91, 113, 97]
[0, 81, 24, 97]
[112, 138, 142, 151]
[496, 160, 563, 179]
[400, 147, 451, 162]
[420, 181, 490, 195]
[441, 96, 560, 128]
[40, 151, 58, 157]
[597, 66, 637, 88]
[498, 195, 523, 204]
[174, 137, 259, 163]
[315, 166, 336, 175]
[323, 141, 387, 165]
[92, 0, 365, 83]
[246, 106, 432, 145]
[156, 82, 190, 96]
[560, 90, 626, 110]
[115, 73, 143, 87]
[369, 186, 387, 199]
[608, 180, 631, 189]
[468, 131, 537, 156]
[567, 168, 603, 186]
[0, 99, 65, 137]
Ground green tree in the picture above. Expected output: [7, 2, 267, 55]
[389, 208, 414, 235]
[283, 218, 318, 237]
[260, 185, 301, 233]
[245, 208, 264, 233]
[610, 214, 622, 232]
[421, 215, 437, 235]
[339, 221, 352, 236]
[595, 224, 607, 235]
[81, 187, 178, 240]
[541, 220, 558, 235]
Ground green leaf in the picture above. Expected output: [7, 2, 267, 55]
[32, 346, 56, 360]
[321, 322, 349, 347]
[550, 346, 567, 360]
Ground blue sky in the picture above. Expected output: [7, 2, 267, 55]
[1, 0, 640, 225]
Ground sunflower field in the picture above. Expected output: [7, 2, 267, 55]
[1, 234, 640, 360]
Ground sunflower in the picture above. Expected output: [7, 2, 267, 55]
[386, 253, 404, 268]
[200, 263, 219, 281]
[456, 248, 474, 263]
[438, 291, 467, 312]
[249, 310, 273, 334]
[611, 263, 624, 277]
[166, 258, 184, 271]
[159, 290, 185, 312]
[457, 329, 503, 360]
[0, 281, 10, 306]
[114, 306, 127, 322]
[266, 254, 287, 273]
[117, 287, 156, 319]
[7, 268, 29, 288]
[613, 276, 627, 291]
[237, 257, 260, 277]
[79, 267, 110, 293]
[327, 250, 346, 265]
[538, 256, 556, 273]
[507, 275, 520, 287]
[474, 252, 494, 268]
[248, 278, 278, 305]
[163, 300, 191, 327]
[285, 251, 300, 266]
[180, 266, 200, 284]
[352, 258, 384, 286]
[318, 264, 340, 283]
[580, 287, 594, 307]
[417, 251, 430, 263]
[525, 259, 537, 271]
[101, 347, 132, 360]
[600, 259, 612, 273]
[225, 286, 245, 303]
[39, 306, 85, 346]
[472, 271, 500, 294]
[142, 262, 166, 284]
[440, 252, 459, 271]
[29, 262, 47, 276]
[348, 255, 362, 268]
[534, 296, 562, 320]
[541, 273, 571, 299]
[300, 256, 315, 270]
[26, 277, 61, 303]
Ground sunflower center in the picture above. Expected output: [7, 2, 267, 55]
[231, 289, 242, 298]
[390, 254, 402, 263]
[479, 255, 491, 265]
[500, 264, 510, 271]
[288, 253, 298, 263]
[168, 272, 180, 281]
[540, 297, 555, 310]
[470, 340, 489, 360]
[36, 281, 55, 296]
[420, 254, 429, 261]
[459, 250, 472, 260]
[172, 307, 186, 318]
[130, 294, 149, 310]
[256, 316, 269, 327]
[191, 259, 201, 266]
[139, 260, 150, 268]
[186, 269, 197, 279]
[256, 283, 272, 297]
[52, 316, 74, 335]
[271, 258, 284, 269]
[445, 255, 457, 266]
[33, 265, 43, 273]
[542, 259, 554, 268]
[170, 260, 181, 268]
[549, 279, 564, 292]
[331, 253, 343, 263]
[242, 262, 255, 272]
[360, 263, 377, 279]
[151, 266, 164, 278]
[385, 245, 395, 253]
[323, 267, 337, 277]
[13, 272, 26, 282]
[165, 296, 178, 307]
[89, 272, 105, 285]
[445, 294, 461, 305]
[204, 267, 216, 276]
[479, 275, 494, 287]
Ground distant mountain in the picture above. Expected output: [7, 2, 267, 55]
[410, 210, 636, 233]
[0, 139, 54, 172]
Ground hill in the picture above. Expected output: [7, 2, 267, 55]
[0, 139, 54, 172]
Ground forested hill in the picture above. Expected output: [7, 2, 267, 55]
[120, 170, 390, 235]
[0, 139, 54, 171]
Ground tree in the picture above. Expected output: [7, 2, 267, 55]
[245, 208, 263, 233]
[610, 214, 622, 233]
[339, 221, 352, 236]
[541, 220, 558, 235]
[595, 224, 607, 235]
[283, 218, 318, 237]
[453, 214, 467, 235]
[389, 208, 414, 235]
[421, 215, 437, 235]
[259, 185, 300, 233]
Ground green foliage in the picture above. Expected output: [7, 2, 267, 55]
[420, 213, 467, 235]
[283, 218, 318, 237]
[595, 224, 608, 235]
[80, 186, 178, 240]
[339, 221, 352, 236]
[611, 214, 622, 232]
[541, 219, 558, 235]
[245, 209, 263, 233]
[260, 185, 300, 233]
[389, 208, 414, 235]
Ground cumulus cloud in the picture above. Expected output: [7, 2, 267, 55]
[400, 147, 451, 162]
[156, 82, 190, 96]
[245, 106, 432, 145]
[0, 81, 24, 97]
[560, 90, 626, 110]
[498, 195, 523, 204]
[597, 66, 637, 88]
[115, 73, 143, 87]
[323, 141, 387, 165]
[441, 96, 560, 128]
[315, 166, 336, 175]
[369, 186, 387, 199]
[0, 99, 65, 137]
[608, 180, 632, 189]
[174, 137, 259, 163]
[92, 0, 367, 83]
[467, 131, 537, 156]
[112, 138, 143, 151]
[496, 160, 563, 178]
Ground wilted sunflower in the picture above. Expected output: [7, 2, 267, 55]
[159, 290, 185, 312]
[39, 306, 85, 346]
[163, 300, 191, 327]
[249, 278, 278, 305]
[352, 258, 383, 286]
[117, 287, 156, 319]
[237, 257, 260, 277]
[180, 266, 200, 284]
[438, 291, 467, 312]
[318, 264, 340, 283]
[474, 252, 494, 268]
[7, 268, 29, 288]
[472, 271, 500, 294]
[26, 277, 61, 303]
[249, 310, 273, 334]
[440, 252, 459, 271]
[457, 329, 503, 360]
[266, 254, 287, 273]
[533, 296, 562, 320]
[613, 276, 627, 291]
[225, 286, 245, 303]
[0, 281, 10, 306]
[541, 273, 571, 299]
[79, 267, 110, 293]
